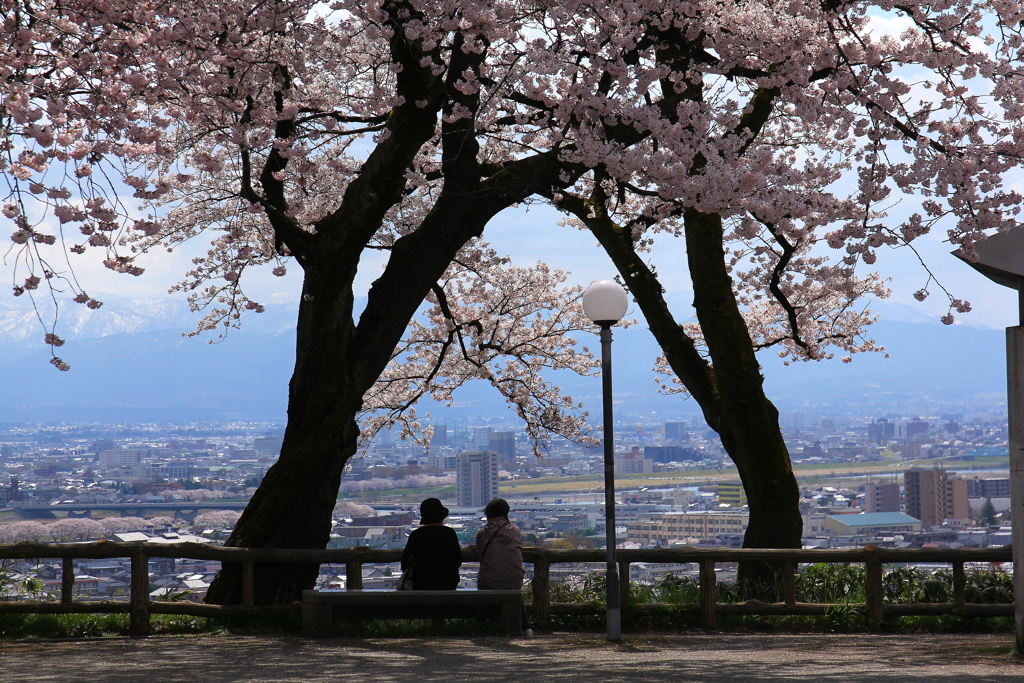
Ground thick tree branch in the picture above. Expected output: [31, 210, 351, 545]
[545, 183, 721, 425]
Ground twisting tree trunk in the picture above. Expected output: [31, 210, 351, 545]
[551, 189, 801, 589]
[684, 208, 803, 586]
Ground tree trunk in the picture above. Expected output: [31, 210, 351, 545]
[560, 195, 802, 588]
[203, 419, 359, 605]
[684, 208, 802, 586]
[206, 262, 365, 605]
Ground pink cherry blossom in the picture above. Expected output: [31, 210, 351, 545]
[1, 1, 1023, 587]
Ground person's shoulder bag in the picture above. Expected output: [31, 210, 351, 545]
[397, 556, 414, 590]
[478, 521, 512, 561]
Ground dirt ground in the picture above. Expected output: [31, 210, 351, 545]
[0, 633, 1021, 682]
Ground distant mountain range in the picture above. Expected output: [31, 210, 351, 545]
[0, 293, 1009, 424]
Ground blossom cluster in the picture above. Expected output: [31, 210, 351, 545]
[2, 0, 1023, 438]
[361, 245, 600, 452]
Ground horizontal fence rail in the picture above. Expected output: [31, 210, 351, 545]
[0, 542, 1014, 636]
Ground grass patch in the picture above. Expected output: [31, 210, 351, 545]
[0, 613, 224, 639]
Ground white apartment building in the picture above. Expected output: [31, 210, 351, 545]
[457, 450, 499, 508]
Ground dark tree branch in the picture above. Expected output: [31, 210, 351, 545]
[759, 218, 812, 354]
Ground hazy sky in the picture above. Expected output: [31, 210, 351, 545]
[53, 194, 1022, 334]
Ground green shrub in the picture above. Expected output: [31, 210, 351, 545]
[533, 564, 1014, 634]
[0, 613, 224, 639]
[795, 562, 865, 604]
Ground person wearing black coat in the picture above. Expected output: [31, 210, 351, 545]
[400, 498, 462, 590]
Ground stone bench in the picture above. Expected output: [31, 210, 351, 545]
[301, 589, 524, 637]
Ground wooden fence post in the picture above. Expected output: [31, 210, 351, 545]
[783, 561, 796, 606]
[61, 557, 74, 605]
[346, 559, 363, 590]
[699, 559, 717, 629]
[864, 549, 884, 630]
[619, 560, 631, 604]
[129, 549, 150, 638]
[953, 561, 967, 611]
[242, 561, 255, 608]
[531, 558, 550, 624]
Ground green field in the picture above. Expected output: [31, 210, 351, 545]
[483, 455, 1010, 498]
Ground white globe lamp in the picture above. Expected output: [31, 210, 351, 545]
[583, 280, 628, 326]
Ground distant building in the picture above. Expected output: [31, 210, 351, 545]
[966, 477, 1011, 498]
[0, 476, 18, 506]
[825, 512, 921, 536]
[664, 421, 687, 442]
[945, 477, 969, 522]
[472, 427, 492, 451]
[430, 425, 448, 448]
[904, 469, 943, 525]
[644, 445, 700, 463]
[864, 482, 901, 513]
[892, 443, 923, 460]
[905, 418, 930, 439]
[92, 439, 117, 458]
[253, 435, 284, 456]
[717, 482, 747, 507]
[614, 453, 654, 474]
[904, 469, 968, 526]
[489, 431, 515, 461]
[457, 451, 499, 508]
[427, 452, 458, 471]
[148, 463, 198, 480]
[868, 419, 895, 444]
[99, 448, 145, 471]
[626, 510, 749, 544]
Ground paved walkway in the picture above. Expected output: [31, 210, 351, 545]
[1, 633, 1021, 682]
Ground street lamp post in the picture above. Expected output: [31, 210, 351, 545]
[582, 279, 629, 642]
[953, 232, 1024, 653]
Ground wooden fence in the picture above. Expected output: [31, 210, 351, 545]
[0, 542, 1014, 636]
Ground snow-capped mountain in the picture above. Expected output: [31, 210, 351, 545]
[0, 292, 1009, 423]
[0, 292, 300, 350]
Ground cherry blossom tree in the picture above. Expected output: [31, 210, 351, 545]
[0, 521, 50, 543]
[4, 0, 1024, 598]
[100, 516, 152, 535]
[505, 0, 1024, 580]
[362, 252, 597, 449]
[337, 473, 455, 493]
[195, 510, 243, 529]
[332, 500, 376, 519]
[1, 0, 595, 604]
[49, 517, 105, 542]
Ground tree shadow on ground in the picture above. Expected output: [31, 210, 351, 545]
[0, 633, 1019, 682]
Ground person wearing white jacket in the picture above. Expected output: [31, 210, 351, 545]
[476, 498, 532, 636]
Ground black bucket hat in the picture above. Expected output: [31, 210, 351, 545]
[419, 497, 450, 524]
